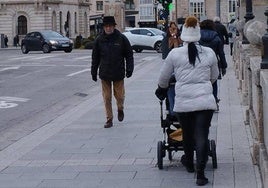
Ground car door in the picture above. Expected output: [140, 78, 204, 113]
[139, 29, 155, 47]
[24, 32, 35, 51]
[129, 29, 149, 47]
[32, 32, 43, 50]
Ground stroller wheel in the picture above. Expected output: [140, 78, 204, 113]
[168, 150, 173, 161]
[157, 141, 164, 169]
[210, 140, 217, 169]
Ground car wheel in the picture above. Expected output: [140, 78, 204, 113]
[155, 41, 162, 53]
[21, 44, 29, 54]
[42, 44, 51, 53]
[64, 48, 72, 53]
[134, 49, 143, 53]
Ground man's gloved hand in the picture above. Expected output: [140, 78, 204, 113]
[222, 68, 226, 76]
[155, 86, 168, 101]
[126, 71, 132, 78]
[92, 75, 97, 82]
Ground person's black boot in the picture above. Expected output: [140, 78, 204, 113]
[180, 155, 194, 173]
[196, 170, 208, 186]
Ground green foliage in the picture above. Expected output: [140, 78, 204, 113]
[82, 35, 96, 49]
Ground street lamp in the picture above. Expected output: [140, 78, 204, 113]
[154, 1, 158, 28]
[261, 7, 268, 69]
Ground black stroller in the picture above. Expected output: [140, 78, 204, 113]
[156, 79, 217, 170]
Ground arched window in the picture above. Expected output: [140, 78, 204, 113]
[18, 15, 27, 35]
[84, 12, 88, 36]
[75, 12, 77, 34]
[52, 11, 57, 31]
[60, 11, 63, 34]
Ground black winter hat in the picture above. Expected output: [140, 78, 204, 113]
[103, 16, 117, 26]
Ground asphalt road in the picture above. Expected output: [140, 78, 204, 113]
[0, 49, 161, 150]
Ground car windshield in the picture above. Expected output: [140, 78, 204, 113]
[149, 28, 164, 35]
[41, 31, 64, 38]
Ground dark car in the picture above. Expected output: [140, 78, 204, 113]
[21, 30, 73, 54]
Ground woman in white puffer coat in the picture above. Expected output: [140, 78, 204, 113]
[155, 16, 219, 186]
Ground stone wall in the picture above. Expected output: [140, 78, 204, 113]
[233, 18, 268, 187]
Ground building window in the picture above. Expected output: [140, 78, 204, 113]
[18, 15, 27, 35]
[52, 11, 57, 31]
[140, 6, 154, 20]
[75, 12, 77, 34]
[139, 0, 154, 21]
[125, 0, 135, 10]
[228, 0, 236, 21]
[189, 0, 205, 20]
[96, 1, 103, 11]
[60, 11, 62, 34]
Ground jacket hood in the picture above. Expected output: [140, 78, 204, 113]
[200, 29, 219, 43]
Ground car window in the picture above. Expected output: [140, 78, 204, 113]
[130, 29, 140, 35]
[28, 32, 35, 38]
[42, 31, 64, 38]
[150, 28, 164, 36]
[140, 29, 152, 36]
[34, 32, 42, 39]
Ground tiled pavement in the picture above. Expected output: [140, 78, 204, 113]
[0, 47, 263, 188]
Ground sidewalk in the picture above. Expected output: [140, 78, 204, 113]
[0, 48, 262, 188]
[0, 46, 20, 51]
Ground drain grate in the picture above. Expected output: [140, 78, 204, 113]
[74, 92, 88, 97]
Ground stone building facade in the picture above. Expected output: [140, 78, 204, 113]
[0, 0, 90, 46]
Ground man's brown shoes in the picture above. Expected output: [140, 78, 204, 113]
[118, 110, 124, 122]
[104, 120, 113, 128]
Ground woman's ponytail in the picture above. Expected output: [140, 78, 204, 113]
[188, 42, 199, 66]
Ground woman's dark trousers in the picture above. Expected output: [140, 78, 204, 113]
[177, 110, 214, 171]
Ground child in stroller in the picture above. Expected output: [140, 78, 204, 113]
[156, 74, 217, 170]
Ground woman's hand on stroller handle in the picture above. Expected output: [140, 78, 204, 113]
[155, 86, 168, 101]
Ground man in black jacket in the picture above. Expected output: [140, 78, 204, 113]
[213, 17, 229, 45]
[199, 19, 228, 112]
[91, 16, 134, 128]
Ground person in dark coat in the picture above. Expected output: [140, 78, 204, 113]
[228, 18, 237, 56]
[199, 19, 228, 112]
[213, 17, 229, 45]
[4, 35, 8, 48]
[14, 35, 20, 47]
[91, 16, 134, 128]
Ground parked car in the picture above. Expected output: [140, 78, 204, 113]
[122, 27, 164, 53]
[21, 30, 73, 54]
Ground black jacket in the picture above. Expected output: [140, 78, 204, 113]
[91, 29, 134, 81]
[199, 29, 227, 69]
[214, 21, 229, 44]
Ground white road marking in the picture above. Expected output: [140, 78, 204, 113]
[74, 56, 91, 60]
[0, 66, 20, 72]
[67, 68, 91, 77]
[8, 56, 32, 61]
[0, 96, 30, 102]
[31, 55, 54, 60]
[0, 96, 30, 109]
[64, 65, 89, 67]
[0, 64, 55, 67]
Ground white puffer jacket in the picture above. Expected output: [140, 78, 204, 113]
[158, 42, 219, 112]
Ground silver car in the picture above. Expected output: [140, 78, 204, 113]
[123, 27, 164, 53]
